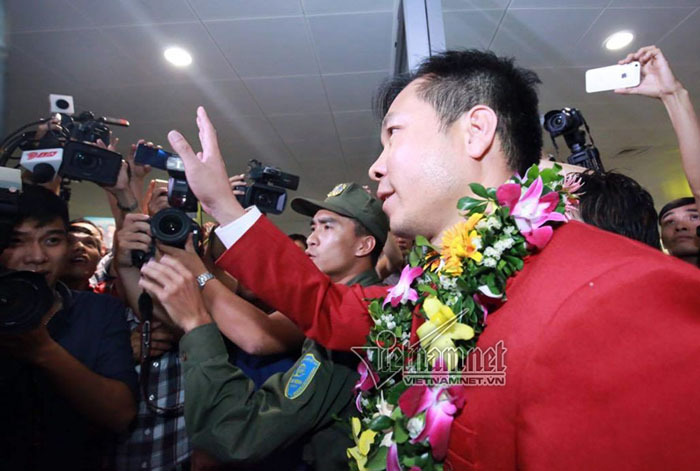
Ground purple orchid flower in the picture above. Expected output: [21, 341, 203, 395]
[397, 360, 465, 461]
[353, 360, 379, 411]
[383, 265, 423, 308]
[496, 176, 567, 250]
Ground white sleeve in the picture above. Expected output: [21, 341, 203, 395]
[213, 206, 262, 249]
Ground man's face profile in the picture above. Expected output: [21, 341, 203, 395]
[660, 204, 700, 257]
[369, 79, 469, 242]
[63, 223, 103, 282]
[0, 218, 69, 288]
[306, 209, 366, 279]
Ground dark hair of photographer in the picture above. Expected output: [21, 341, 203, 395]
[14, 184, 70, 233]
[574, 170, 661, 250]
[288, 233, 307, 251]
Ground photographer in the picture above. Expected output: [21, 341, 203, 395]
[139, 182, 388, 470]
[0, 185, 137, 470]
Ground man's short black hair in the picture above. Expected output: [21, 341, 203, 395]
[658, 197, 696, 224]
[374, 49, 543, 176]
[575, 171, 660, 250]
[352, 219, 383, 266]
[69, 218, 103, 240]
[16, 185, 70, 231]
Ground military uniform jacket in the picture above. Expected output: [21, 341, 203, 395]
[180, 269, 380, 470]
[216, 216, 700, 471]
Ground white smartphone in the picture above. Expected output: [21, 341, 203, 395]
[585, 61, 641, 93]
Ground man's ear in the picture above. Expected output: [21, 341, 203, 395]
[459, 105, 499, 160]
[355, 235, 377, 258]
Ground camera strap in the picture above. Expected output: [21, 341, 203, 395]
[138, 291, 184, 418]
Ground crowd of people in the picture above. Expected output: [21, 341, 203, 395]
[1, 44, 699, 471]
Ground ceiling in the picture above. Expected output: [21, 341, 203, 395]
[4, 0, 700, 235]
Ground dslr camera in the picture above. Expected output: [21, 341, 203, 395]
[543, 107, 604, 171]
[131, 145, 202, 268]
[236, 159, 299, 214]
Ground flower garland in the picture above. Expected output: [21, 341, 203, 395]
[348, 164, 581, 471]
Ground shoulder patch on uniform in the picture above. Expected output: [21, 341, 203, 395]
[284, 353, 321, 399]
[327, 183, 347, 198]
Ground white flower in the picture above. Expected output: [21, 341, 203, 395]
[407, 416, 425, 439]
[367, 349, 374, 362]
[504, 225, 516, 235]
[473, 238, 483, 250]
[380, 431, 394, 447]
[483, 257, 497, 268]
[376, 392, 394, 417]
[386, 320, 396, 330]
[484, 246, 501, 259]
[486, 217, 502, 230]
[475, 219, 489, 231]
[361, 398, 370, 407]
[438, 274, 457, 290]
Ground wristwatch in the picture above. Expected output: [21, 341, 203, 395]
[196, 272, 215, 290]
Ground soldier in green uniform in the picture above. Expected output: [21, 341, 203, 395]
[141, 182, 389, 470]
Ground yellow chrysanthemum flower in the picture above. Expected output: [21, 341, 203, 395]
[439, 213, 484, 275]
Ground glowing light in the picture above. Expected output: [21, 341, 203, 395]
[604, 31, 634, 51]
[164, 47, 192, 67]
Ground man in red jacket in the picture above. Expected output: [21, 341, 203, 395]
[166, 49, 700, 470]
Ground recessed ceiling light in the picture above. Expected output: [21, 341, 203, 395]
[164, 46, 192, 67]
[604, 31, 634, 51]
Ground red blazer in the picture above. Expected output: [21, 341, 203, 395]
[218, 217, 700, 470]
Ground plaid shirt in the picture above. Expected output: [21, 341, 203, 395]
[114, 315, 191, 471]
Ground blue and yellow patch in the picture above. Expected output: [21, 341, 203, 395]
[284, 353, 321, 399]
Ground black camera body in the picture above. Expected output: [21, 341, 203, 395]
[58, 111, 112, 146]
[236, 160, 299, 215]
[165, 156, 198, 212]
[543, 107, 604, 172]
[131, 209, 203, 268]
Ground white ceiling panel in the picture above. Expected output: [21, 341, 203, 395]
[444, 9, 504, 50]
[323, 71, 390, 111]
[340, 136, 382, 156]
[333, 110, 381, 139]
[189, 0, 303, 20]
[302, 0, 394, 15]
[204, 17, 318, 77]
[490, 8, 603, 67]
[244, 75, 328, 114]
[574, 7, 695, 67]
[285, 136, 344, 160]
[307, 12, 394, 73]
[442, 0, 510, 10]
[100, 22, 235, 85]
[70, 0, 197, 26]
[659, 9, 700, 67]
[268, 113, 338, 141]
[509, 0, 608, 7]
[6, 0, 92, 32]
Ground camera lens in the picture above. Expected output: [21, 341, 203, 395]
[547, 113, 567, 134]
[151, 208, 191, 247]
[0, 271, 53, 334]
[73, 152, 99, 173]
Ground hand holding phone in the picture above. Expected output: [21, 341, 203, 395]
[585, 61, 640, 93]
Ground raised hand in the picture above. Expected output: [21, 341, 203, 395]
[115, 213, 152, 268]
[616, 45, 682, 98]
[168, 107, 245, 225]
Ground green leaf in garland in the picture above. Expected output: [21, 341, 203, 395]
[526, 165, 540, 182]
[408, 250, 420, 267]
[503, 255, 524, 271]
[457, 196, 483, 212]
[368, 414, 394, 431]
[472, 202, 488, 214]
[469, 182, 490, 199]
[393, 422, 409, 444]
[365, 446, 389, 471]
[414, 235, 432, 247]
[418, 284, 437, 297]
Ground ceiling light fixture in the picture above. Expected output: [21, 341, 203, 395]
[164, 46, 192, 67]
[604, 31, 634, 51]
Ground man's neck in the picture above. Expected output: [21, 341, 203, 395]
[332, 263, 374, 285]
[61, 276, 91, 291]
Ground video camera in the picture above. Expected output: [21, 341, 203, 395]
[543, 107, 604, 171]
[236, 159, 299, 215]
[0, 168, 54, 334]
[0, 95, 129, 187]
[131, 144, 202, 268]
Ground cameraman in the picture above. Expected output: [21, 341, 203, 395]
[0, 185, 137, 470]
